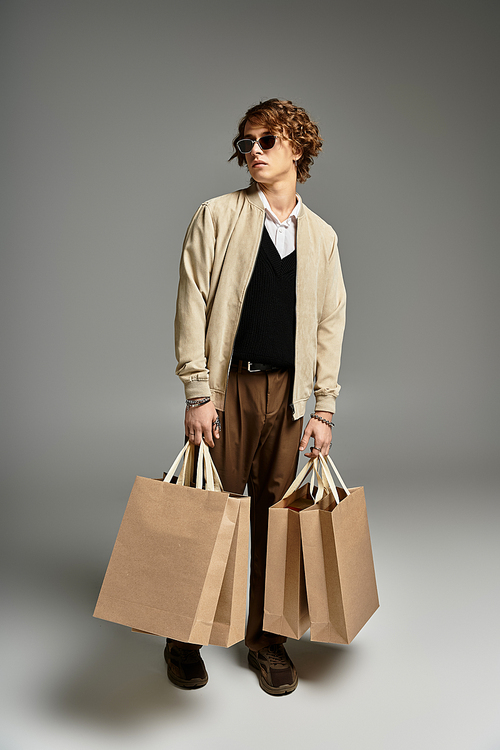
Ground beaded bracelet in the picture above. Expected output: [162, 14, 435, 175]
[186, 396, 211, 409]
[310, 413, 334, 428]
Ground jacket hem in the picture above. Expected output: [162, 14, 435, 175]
[211, 390, 225, 411]
[291, 399, 307, 420]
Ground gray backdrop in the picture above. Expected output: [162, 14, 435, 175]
[1, 1, 499, 749]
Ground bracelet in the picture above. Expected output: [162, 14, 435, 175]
[310, 413, 334, 428]
[186, 396, 211, 409]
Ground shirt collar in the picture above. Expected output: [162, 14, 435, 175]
[257, 186, 301, 226]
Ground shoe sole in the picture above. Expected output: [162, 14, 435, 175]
[247, 650, 298, 696]
[164, 649, 208, 690]
[166, 663, 208, 689]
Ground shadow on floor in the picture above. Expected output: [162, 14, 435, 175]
[226, 633, 353, 684]
[19, 557, 211, 728]
[51, 629, 197, 728]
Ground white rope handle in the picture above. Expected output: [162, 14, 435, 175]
[312, 459, 327, 502]
[196, 441, 224, 492]
[163, 442, 191, 484]
[196, 440, 221, 492]
[314, 455, 339, 504]
[318, 454, 350, 497]
[282, 457, 318, 499]
[177, 442, 195, 486]
[282, 456, 328, 502]
[196, 441, 211, 490]
[163, 442, 223, 492]
[281, 453, 351, 506]
[207, 447, 223, 492]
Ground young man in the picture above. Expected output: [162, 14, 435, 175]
[169, 99, 346, 695]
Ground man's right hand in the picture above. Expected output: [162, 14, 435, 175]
[185, 401, 220, 448]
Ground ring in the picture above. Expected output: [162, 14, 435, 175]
[212, 417, 221, 430]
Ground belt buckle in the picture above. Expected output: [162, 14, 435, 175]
[247, 361, 260, 373]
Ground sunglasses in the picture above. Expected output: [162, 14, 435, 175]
[236, 135, 277, 154]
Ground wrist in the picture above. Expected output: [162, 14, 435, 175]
[310, 412, 334, 428]
[186, 396, 211, 410]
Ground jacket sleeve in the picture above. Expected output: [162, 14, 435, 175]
[314, 232, 346, 414]
[174, 203, 215, 399]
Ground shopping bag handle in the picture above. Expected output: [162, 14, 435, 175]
[312, 459, 327, 503]
[196, 441, 213, 491]
[282, 456, 324, 500]
[312, 456, 339, 504]
[282, 453, 350, 505]
[163, 441, 223, 492]
[204, 442, 224, 492]
[317, 454, 350, 497]
[177, 441, 195, 487]
[196, 441, 224, 492]
[163, 442, 191, 484]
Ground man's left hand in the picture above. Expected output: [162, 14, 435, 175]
[299, 411, 333, 457]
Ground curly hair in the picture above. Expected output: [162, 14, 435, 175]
[229, 98, 323, 184]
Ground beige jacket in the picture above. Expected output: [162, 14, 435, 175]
[174, 183, 346, 420]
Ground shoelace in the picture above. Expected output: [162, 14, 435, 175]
[175, 648, 202, 664]
[263, 644, 288, 668]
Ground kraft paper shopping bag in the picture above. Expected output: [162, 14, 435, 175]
[300, 454, 379, 644]
[94, 442, 250, 647]
[263, 459, 322, 639]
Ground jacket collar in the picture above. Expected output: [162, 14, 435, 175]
[245, 182, 306, 219]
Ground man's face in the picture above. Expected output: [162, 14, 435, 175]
[243, 120, 300, 186]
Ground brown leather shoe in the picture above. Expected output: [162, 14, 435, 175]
[248, 644, 298, 695]
[164, 639, 208, 689]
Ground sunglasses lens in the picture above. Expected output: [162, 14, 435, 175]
[237, 139, 254, 154]
[259, 135, 276, 150]
[236, 136, 276, 154]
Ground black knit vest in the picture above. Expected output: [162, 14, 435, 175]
[232, 227, 296, 368]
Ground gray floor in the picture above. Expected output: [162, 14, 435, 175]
[2, 477, 499, 750]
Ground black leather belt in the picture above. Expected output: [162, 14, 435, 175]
[231, 360, 282, 373]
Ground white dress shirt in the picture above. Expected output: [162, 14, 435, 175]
[257, 187, 301, 259]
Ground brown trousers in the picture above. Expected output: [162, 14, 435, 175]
[176, 367, 303, 653]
